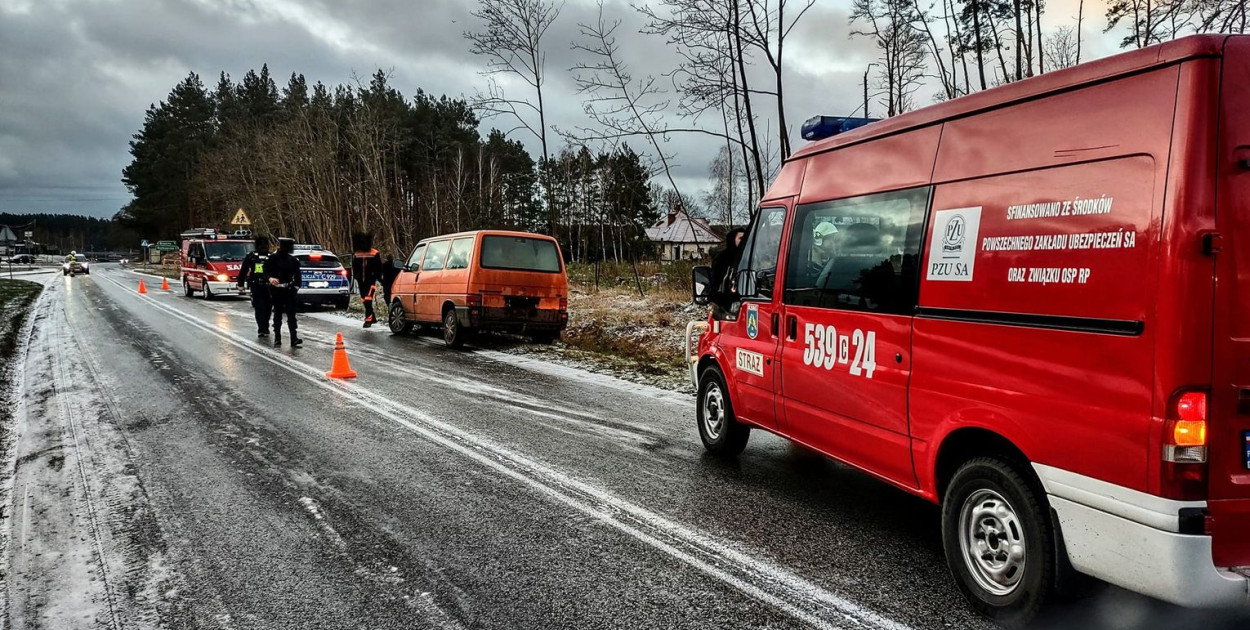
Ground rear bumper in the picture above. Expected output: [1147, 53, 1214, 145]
[297, 287, 350, 303]
[1037, 464, 1250, 607]
[457, 305, 566, 333]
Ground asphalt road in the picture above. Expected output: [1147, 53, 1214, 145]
[3, 265, 1246, 630]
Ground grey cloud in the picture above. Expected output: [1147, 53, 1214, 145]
[0, 0, 1126, 218]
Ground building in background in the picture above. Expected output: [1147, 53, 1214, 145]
[645, 210, 721, 262]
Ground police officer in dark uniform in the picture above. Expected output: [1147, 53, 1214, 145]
[236, 236, 272, 337]
[264, 237, 303, 347]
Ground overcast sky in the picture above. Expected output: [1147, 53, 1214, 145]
[0, 0, 1123, 219]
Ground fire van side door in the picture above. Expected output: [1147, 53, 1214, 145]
[716, 204, 790, 431]
[777, 187, 931, 489]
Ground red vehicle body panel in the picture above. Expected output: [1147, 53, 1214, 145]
[698, 34, 1250, 588]
[180, 239, 252, 290]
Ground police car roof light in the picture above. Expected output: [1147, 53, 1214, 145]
[801, 116, 879, 142]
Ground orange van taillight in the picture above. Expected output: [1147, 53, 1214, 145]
[1162, 390, 1209, 500]
[466, 293, 482, 316]
[559, 297, 568, 321]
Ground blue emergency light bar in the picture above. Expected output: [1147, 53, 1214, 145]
[801, 116, 879, 141]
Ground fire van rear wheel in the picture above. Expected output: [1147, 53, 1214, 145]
[942, 457, 1054, 628]
[697, 367, 749, 457]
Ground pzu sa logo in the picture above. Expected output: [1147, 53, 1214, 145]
[745, 303, 759, 340]
[942, 214, 966, 256]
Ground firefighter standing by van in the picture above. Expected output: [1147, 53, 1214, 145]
[351, 232, 383, 328]
[236, 236, 272, 337]
[264, 237, 303, 347]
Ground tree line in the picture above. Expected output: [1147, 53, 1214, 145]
[119, 66, 661, 262]
[119, 0, 1250, 261]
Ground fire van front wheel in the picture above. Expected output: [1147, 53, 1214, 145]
[942, 457, 1054, 628]
[697, 368, 749, 457]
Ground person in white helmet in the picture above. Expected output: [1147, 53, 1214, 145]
[808, 222, 839, 284]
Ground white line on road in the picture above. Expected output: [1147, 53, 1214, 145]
[98, 271, 911, 630]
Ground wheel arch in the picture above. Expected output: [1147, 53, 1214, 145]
[933, 427, 1040, 501]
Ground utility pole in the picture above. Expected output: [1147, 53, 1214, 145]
[863, 63, 878, 119]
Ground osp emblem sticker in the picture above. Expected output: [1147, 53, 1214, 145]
[745, 303, 759, 339]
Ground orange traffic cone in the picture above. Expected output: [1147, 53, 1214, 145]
[325, 332, 357, 379]
[161, 277, 170, 291]
[138, 280, 148, 295]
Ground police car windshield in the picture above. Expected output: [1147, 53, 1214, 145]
[204, 242, 253, 261]
[296, 253, 341, 269]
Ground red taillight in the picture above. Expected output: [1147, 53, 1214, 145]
[559, 297, 568, 311]
[337, 269, 347, 276]
[1176, 392, 1208, 423]
[466, 294, 482, 308]
[1162, 389, 1209, 500]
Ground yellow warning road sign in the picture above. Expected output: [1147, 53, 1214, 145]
[231, 208, 251, 226]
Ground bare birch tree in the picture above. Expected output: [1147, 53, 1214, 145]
[465, 0, 562, 230]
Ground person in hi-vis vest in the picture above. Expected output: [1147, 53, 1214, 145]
[237, 236, 273, 337]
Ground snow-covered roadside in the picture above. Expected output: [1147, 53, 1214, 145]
[127, 266, 696, 396]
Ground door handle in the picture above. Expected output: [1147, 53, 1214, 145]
[771, 313, 779, 336]
[786, 315, 798, 340]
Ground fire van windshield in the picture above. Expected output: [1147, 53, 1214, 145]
[204, 242, 253, 261]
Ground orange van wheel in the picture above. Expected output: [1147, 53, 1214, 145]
[696, 367, 749, 456]
[388, 301, 412, 335]
[941, 457, 1055, 626]
[443, 308, 470, 348]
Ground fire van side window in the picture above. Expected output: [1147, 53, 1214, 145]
[737, 206, 788, 300]
[783, 187, 931, 315]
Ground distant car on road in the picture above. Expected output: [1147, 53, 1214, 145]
[389, 230, 569, 347]
[293, 247, 350, 309]
[6, 254, 36, 265]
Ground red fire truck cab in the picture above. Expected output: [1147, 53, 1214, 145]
[689, 34, 1250, 624]
[180, 228, 254, 300]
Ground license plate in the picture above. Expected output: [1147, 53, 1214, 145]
[309, 281, 328, 288]
[1243, 431, 1249, 470]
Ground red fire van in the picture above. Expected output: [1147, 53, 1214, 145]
[180, 228, 254, 299]
[687, 35, 1250, 624]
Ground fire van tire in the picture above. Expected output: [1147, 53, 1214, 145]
[942, 457, 1054, 628]
[202, 282, 213, 301]
[183, 279, 194, 297]
[697, 368, 750, 457]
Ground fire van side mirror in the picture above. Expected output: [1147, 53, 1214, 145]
[692, 266, 712, 305]
[737, 268, 758, 298]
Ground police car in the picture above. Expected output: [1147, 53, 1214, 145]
[293, 245, 350, 309]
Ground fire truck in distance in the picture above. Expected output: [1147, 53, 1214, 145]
[179, 228, 254, 300]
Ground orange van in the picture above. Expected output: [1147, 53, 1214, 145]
[388, 230, 569, 347]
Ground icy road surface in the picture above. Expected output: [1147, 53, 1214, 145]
[2, 266, 1244, 630]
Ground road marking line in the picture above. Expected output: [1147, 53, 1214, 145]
[98, 271, 910, 630]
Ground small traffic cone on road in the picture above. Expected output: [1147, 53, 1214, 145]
[325, 332, 357, 379]
[137, 280, 148, 295]
[160, 277, 170, 291]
